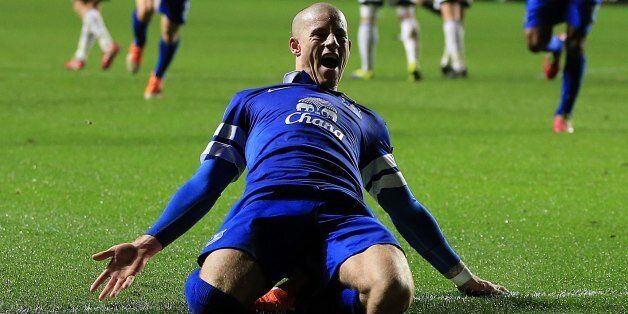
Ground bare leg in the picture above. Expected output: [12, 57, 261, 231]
[198, 249, 267, 306]
[160, 15, 181, 43]
[135, 0, 155, 22]
[525, 25, 554, 53]
[338, 244, 414, 314]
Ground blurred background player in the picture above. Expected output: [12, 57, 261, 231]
[126, 0, 190, 99]
[434, 0, 471, 78]
[351, 0, 422, 81]
[524, 0, 601, 133]
[65, 0, 119, 71]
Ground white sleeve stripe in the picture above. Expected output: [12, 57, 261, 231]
[199, 141, 246, 175]
[361, 154, 398, 185]
[368, 172, 407, 198]
[213, 123, 247, 147]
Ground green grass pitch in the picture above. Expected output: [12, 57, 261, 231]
[1, 0, 626, 312]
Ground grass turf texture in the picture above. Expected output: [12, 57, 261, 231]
[1, 0, 626, 312]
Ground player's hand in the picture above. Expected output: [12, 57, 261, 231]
[457, 275, 508, 296]
[90, 235, 163, 300]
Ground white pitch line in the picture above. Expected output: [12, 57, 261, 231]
[414, 290, 628, 302]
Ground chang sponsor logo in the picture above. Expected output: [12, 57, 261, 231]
[285, 97, 345, 141]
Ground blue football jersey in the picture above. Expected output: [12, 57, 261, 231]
[200, 71, 407, 206]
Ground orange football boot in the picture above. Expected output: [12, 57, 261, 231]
[255, 287, 295, 312]
[543, 53, 560, 80]
[126, 43, 143, 74]
[101, 42, 120, 70]
[64, 59, 85, 71]
[553, 115, 574, 133]
[144, 74, 163, 99]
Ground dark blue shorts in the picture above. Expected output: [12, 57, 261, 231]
[525, 0, 600, 33]
[158, 0, 190, 24]
[197, 193, 401, 285]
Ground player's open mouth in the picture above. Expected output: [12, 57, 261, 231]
[321, 53, 339, 69]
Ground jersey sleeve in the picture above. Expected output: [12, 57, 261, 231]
[199, 92, 250, 180]
[360, 116, 408, 199]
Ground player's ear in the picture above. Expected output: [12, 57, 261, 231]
[289, 37, 301, 57]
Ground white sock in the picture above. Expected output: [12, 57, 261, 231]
[396, 6, 419, 68]
[443, 20, 463, 71]
[454, 20, 466, 70]
[86, 9, 113, 53]
[440, 49, 450, 68]
[358, 5, 378, 72]
[74, 13, 96, 60]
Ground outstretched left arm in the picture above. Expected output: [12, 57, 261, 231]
[371, 173, 508, 295]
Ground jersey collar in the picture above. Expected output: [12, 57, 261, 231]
[283, 71, 359, 107]
[283, 70, 340, 92]
[283, 70, 315, 85]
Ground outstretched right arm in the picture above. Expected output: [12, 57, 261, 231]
[90, 158, 238, 300]
[146, 158, 238, 247]
[90, 93, 251, 300]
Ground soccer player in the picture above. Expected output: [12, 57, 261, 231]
[90, 3, 506, 313]
[351, 0, 422, 81]
[525, 0, 601, 133]
[434, 0, 471, 78]
[126, 0, 190, 99]
[64, 0, 119, 71]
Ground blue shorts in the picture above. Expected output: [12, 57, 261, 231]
[197, 191, 401, 285]
[525, 0, 600, 33]
[158, 0, 190, 24]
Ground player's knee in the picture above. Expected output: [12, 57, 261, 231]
[359, 5, 378, 24]
[161, 19, 181, 43]
[184, 269, 247, 314]
[161, 31, 179, 43]
[400, 18, 418, 40]
[371, 275, 414, 312]
[72, 1, 84, 14]
[385, 278, 414, 311]
[137, 3, 155, 19]
[525, 31, 545, 53]
[395, 5, 415, 21]
[566, 39, 585, 56]
[527, 39, 544, 53]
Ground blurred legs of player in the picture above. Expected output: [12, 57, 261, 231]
[552, 26, 588, 133]
[525, 0, 599, 133]
[352, 4, 378, 80]
[128, 0, 186, 99]
[352, 1, 421, 81]
[127, 0, 154, 74]
[65, 0, 119, 71]
[439, 0, 468, 78]
[396, 5, 422, 81]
